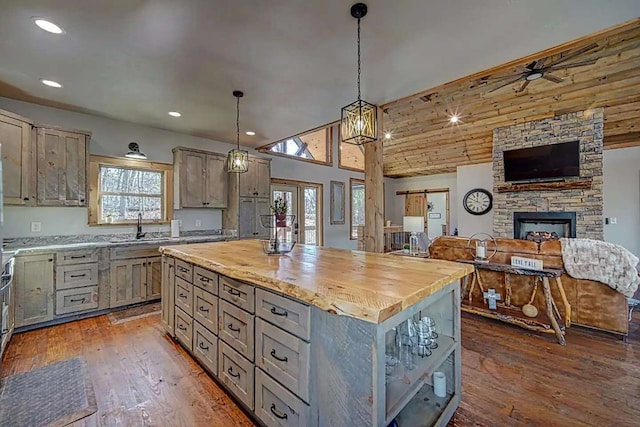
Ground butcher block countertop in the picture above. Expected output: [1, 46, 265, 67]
[161, 240, 473, 324]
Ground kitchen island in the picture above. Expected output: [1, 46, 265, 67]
[161, 240, 472, 427]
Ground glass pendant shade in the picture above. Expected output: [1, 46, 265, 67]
[227, 148, 248, 173]
[341, 98, 377, 145]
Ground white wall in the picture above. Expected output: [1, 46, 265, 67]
[0, 97, 363, 248]
[603, 146, 640, 256]
[456, 163, 494, 237]
[426, 192, 447, 239]
[385, 173, 458, 232]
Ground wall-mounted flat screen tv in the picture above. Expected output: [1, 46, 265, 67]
[503, 141, 580, 182]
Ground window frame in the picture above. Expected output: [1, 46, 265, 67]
[257, 123, 334, 167]
[349, 178, 365, 240]
[338, 125, 365, 172]
[88, 155, 173, 226]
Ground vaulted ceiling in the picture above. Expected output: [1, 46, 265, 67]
[382, 19, 640, 178]
[0, 1, 638, 149]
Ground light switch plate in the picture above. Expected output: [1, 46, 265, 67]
[31, 222, 42, 232]
[611, 217, 617, 224]
[195, 219, 202, 227]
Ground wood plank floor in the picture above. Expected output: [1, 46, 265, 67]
[2, 309, 638, 426]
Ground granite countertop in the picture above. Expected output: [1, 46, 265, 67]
[4, 232, 234, 257]
[161, 240, 473, 324]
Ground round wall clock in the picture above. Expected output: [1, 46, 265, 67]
[463, 188, 493, 215]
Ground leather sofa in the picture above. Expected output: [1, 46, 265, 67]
[430, 236, 629, 337]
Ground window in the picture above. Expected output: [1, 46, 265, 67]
[88, 155, 173, 225]
[258, 126, 333, 166]
[350, 178, 365, 240]
[339, 134, 365, 172]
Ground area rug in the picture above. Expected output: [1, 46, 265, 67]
[0, 357, 97, 427]
[108, 301, 161, 325]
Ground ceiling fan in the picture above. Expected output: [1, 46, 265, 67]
[481, 43, 600, 93]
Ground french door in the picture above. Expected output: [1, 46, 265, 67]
[271, 180, 323, 246]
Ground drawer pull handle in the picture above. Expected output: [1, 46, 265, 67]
[270, 404, 288, 420]
[69, 274, 87, 278]
[177, 266, 189, 273]
[270, 307, 288, 317]
[69, 297, 86, 303]
[178, 293, 187, 299]
[227, 323, 240, 333]
[199, 276, 210, 283]
[198, 342, 209, 351]
[199, 306, 209, 313]
[227, 288, 241, 297]
[178, 324, 187, 331]
[227, 367, 240, 378]
[270, 349, 288, 363]
[70, 255, 86, 259]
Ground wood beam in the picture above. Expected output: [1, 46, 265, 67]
[364, 109, 384, 253]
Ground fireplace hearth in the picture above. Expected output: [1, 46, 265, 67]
[513, 212, 577, 240]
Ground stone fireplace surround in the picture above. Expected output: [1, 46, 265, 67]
[492, 109, 604, 240]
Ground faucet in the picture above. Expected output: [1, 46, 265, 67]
[136, 213, 146, 239]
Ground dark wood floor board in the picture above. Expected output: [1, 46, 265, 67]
[2, 308, 638, 426]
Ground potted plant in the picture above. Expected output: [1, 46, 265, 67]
[403, 243, 410, 254]
[271, 197, 288, 227]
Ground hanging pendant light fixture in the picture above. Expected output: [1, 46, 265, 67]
[341, 2, 377, 145]
[227, 90, 249, 173]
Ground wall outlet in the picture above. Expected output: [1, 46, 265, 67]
[31, 222, 42, 232]
[195, 219, 202, 227]
[610, 217, 617, 225]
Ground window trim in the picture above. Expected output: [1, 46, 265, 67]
[88, 155, 173, 226]
[349, 178, 365, 240]
[338, 125, 365, 172]
[257, 123, 335, 167]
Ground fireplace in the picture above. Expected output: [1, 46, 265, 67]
[513, 212, 576, 242]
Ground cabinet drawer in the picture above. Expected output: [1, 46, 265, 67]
[220, 275, 254, 313]
[110, 245, 160, 260]
[256, 318, 310, 402]
[218, 340, 254, 410]
[219, 300, 254, 362]
[57, 250, 98, 265]
[193, 287, 218, 334]
[175, 307, 193, 351]
[193, 321, 218, 376]
[175, 277, 193, 317]
[55, 286, 98, 315]
[256, 289, 310, 341]
[194, 266, 218, 295]
[175, 259, 193, 283]
[56, 263, 99, 290]
[255, 368, 310, 427]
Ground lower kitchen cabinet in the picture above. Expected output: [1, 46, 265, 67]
[110, 256, 161, 308]
[55, 286, 98, 315]
[239, 197, 270, 239]
[14, 254, 55, 328]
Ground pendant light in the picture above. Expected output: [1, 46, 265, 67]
[341, 3, 377, 145]
[227, 90, 249, 173]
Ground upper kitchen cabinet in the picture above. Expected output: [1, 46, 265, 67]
[0, 109, 33, 205]
[36, 127, 90, 206]
[239, 158, 271, 198]
[173, 147, 228, 209]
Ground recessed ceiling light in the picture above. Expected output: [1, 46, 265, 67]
[34, 18, 64, 34]
[41, 79, 62, 88]
[245, 131, 256, 136]
[168, 111, 181, 117]
[449, 115, 459, 124]
[384, 132, 392, 140]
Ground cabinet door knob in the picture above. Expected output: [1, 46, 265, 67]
[23, 197, 30, 201]
[80, 199, 85, 203]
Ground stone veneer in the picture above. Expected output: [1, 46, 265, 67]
[492, 108, 604, 240]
